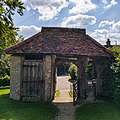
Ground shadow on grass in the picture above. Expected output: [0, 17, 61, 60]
[75, 102, 120, 120]
[0, 92, 57, 120]
[0, 86, 10, 89]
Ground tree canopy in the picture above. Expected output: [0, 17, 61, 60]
[0, 0, 25, 51]
[0, 0, 24, 79]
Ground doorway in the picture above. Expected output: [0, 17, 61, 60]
[53, 61, 78, 103]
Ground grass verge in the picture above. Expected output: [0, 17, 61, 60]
[69, 91, 73, 97]
[75, 101, 120, 120]
[55, 90, 60, 97]
[0, 87, 57, 120]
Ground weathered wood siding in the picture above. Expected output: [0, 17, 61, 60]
[21, 60, 44, 102]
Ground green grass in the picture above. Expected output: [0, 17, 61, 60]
[0, 87, 57, 120]
[55, 90, 60, 97]
[69, 91, 73, 97]
[75, 102, 120, 120]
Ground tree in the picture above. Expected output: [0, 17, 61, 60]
[0, 0, 25, 50]
[101, 46, 120, 105]
[0, 0, 24, 82]
[110, 46, 120, 105]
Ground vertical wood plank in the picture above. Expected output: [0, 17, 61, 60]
[22, 60, 43, 101]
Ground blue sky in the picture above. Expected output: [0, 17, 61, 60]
[13, 0, 120, 45]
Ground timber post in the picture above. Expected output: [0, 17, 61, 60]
[77, 57, 89, 101]
[93, 57, 107, 96]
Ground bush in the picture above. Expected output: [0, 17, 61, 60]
[68, 63, 78, 79]
[101, 46, 120, 106]
[0, 75, 10, 86]
[101, 59, 116, 98]
[113, 78, 120, 105]
[113, 87, 120, 105]
[57, 62, 70, 76]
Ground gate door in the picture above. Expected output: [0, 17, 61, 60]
[73, 80, 78, 105]
[21, 60, 44, 101]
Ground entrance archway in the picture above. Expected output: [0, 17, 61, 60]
[53, 57, 79, 103]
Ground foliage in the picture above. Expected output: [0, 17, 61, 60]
[113, 63, 120, 105]
[0, 75, 10, 86]
[0, 0, 25, 49]
[85, 63, 92, 80]
[68, 63, 78, 80]
[0, 88, 57, 120]
[101, 46, 120, 105]
[101, 59, 116, 97]
[85, 63, 97, 80]
[0, 0, 25, 80]
[110, 46, 120, 64]
[55, 90, 60, 97]
[69, 91, 73, 97]
[57, 62, 70, 76]
[75, 102, 120, 120]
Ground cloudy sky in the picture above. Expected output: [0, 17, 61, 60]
[13, 0, 120, 45]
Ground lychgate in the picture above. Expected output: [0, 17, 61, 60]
[5, 27, 113, 104]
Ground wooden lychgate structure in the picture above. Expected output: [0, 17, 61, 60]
[5, 27, 113, 103]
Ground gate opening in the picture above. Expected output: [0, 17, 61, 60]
[53, 62, 78, 103]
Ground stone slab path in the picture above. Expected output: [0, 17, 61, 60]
[53, 76, 77, 120]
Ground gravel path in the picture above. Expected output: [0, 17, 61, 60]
[53, 76, 77, 120]
[53, 102, 76, 120]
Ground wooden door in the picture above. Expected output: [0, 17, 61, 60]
[21, 60, 44, 102]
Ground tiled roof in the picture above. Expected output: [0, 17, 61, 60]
[5, 27, 113, 58]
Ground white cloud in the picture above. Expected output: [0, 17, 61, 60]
[109, 33, 120, 39]
[102, 0, 108, 5]
[90, 29, 109, 44]
[112, 21, 120, 32]
[61, 14, 96, 27]
[108, 33, 120, 45]
[69, 0, 96, 14]
[90, 28, 120, 45]
[19, 25, 41, 38]
[21, 0, 68, 21]
[99, 20, 114, 28]
[90, 29, 108, 37]
[104, 0, 117, 9]
[95, 29, 109, 34]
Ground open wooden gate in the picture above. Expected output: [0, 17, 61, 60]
[21, 60, 44, 101]
[73, 80, 79, 105]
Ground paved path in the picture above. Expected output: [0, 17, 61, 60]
[53, 76, 77, 120]
[53, 102, 76, 120]
[55, 76, 71, 90]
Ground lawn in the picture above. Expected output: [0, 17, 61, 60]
[0, 87, 57, 120]
[75, 101, 120, 120]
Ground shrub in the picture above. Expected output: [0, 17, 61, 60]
[113, 86, 120, 105]
[68, 63, 78, 79]
[101, 46, 120, 106]
[0, 75, 10, 86]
